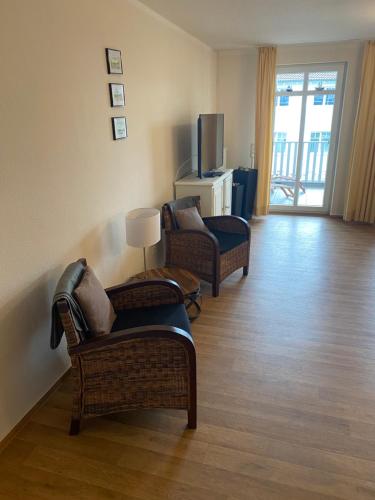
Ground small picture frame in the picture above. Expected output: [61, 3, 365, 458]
[106, 48, 123, 74]
[109, 83, 125, 107]
[112, 117, 128, 140]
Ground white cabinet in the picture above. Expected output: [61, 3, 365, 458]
[223, 175, 232, 215]
[213, 183, 223, 216]
[174, 169, 233, 217]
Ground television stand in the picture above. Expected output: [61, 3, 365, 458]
[174, 169, 233, 217]
[202, 171, 223, 178]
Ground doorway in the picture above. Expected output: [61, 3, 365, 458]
[270, 63, 345, 213]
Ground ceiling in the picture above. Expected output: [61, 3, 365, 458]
[138, 0, 375, 49]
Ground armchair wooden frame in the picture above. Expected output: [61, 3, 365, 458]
[162, 197, 251, 296]
[57, 277, 197, 435]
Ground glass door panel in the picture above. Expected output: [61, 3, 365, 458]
[276, 72, 304, 92]
[307, 71, 337, 91]
[271, 95, 302, 206]
[298, 94, 335, 207]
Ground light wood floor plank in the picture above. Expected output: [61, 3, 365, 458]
[23, 444, 227, 500]
[0, 439, 135, 500]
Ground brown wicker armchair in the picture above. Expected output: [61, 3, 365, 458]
[162, 196, 251, 297]
[53, 259, 196, 435]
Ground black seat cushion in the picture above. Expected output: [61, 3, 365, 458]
[209, 229, 247, 254]
[111, 303, 191, 335]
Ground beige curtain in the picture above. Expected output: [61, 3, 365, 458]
[344, 41, 375, 224]
[255, 46, 277, 216]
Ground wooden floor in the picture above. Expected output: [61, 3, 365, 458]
[1, 215, 375, 500]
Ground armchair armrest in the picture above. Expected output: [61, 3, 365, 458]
[166, 229, 220, 274]
[167, 229, 219, 256]
[68, 324, 194, 356]
[106, 278, 184, 312]
[203, 215, 250, 238]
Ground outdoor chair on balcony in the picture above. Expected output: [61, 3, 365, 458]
[162, 196, 251, 297]
[51, 258, 197, 435]
[271, 175, 306, 198]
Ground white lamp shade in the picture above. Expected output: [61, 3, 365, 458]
[126, 208, 161, 248]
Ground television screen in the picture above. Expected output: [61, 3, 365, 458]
[198, 114, 224, 178]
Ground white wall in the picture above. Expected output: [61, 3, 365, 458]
[217, 41, 363, 215]
[217, 49, 257, 169]
[0, 0, 217, 441]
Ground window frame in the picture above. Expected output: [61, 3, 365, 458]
[313, 95, 324, 106]
[273, 132, 287, 154]
[279, 95, 290, 107]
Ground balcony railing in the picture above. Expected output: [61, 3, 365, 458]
[272, 141, 330, 184]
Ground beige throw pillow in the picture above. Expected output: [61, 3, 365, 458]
[175, 206, 207, 231]
[74, 266, 116, 337]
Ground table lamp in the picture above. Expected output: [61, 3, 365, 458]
[125, 208, 161, 272]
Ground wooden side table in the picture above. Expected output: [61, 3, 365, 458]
[132, 267, 201, 320]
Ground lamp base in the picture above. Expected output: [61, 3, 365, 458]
[143, 247, 147, 273]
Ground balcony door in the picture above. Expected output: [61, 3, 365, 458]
[270, 63, 345, 212]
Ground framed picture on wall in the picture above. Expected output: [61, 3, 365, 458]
[112, 116, 128, 140]
[106, 48, 123, 74]
[109, 83, 125, 107]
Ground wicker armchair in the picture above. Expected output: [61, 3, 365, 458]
[162, 196, 251, 297]
[54, 260, 196, 435]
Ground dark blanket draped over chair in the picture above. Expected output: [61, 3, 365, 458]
[52, 259, 196, 435]
[50, 259, 88, 349]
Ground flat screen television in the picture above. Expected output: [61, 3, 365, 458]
[198, 113, 224, 178]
